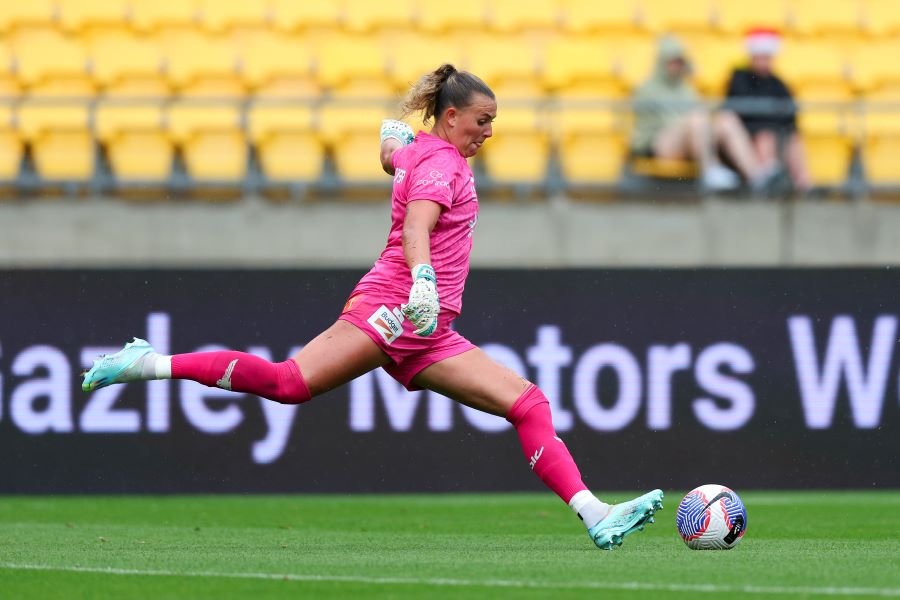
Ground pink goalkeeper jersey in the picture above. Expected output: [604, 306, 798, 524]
[355, 131, 479, 314]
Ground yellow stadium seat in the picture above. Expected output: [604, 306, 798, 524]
[197, 0, 270, 32]
[850, 40, 900, 93]
[95, 102, 172, 181]
[56, 0, 129, 32]
[486, 0, 560, 31]
[543, 37, 619, 90]
[864, 136, 900, 186]
[158, 31, 243, 95]
[12, 28, 92, 92]
[555, 83, 626, 136]
[240, 32, 313, 92]
[630, 156, 699, 179]
[555, 86, 628, 185]
[313, 33, 387, 88]
[681, 34, 745, 96]
[776, 40, 849, 91]
[865, 88, 900, 137]
[333, 134, 385, 183]
[480, 104, 549, 184]
[559, 0, 639, 33]
[860, 0, 900, 37]
[613, 34, 657, 91]
[714, 0, 787, 33]
[803, 134, 853, 186]
[560, 134, 627, 184]
[269, 0, 341, 31]
[90, 31, 167, 93]
[416, 0, 487, 32]
[0, 43, 21, 99]
[248, 103, 323, 181]
[0, 104, 23, 180]
[795, 84, 855, 136]
[343, 0, 416, 31]
[130, 0, 198, 32]
[18, 100, 94, 180]
[388, 34, 461, 89]
[168, 102, 247, 182]
[465, 34, 539, 87]
[639, 0, 715, 32]
[787, 0, 861, 35]
[318, 101, 387, 144]
[0, 1, 55, 31]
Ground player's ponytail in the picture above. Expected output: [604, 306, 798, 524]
[400, 63, 494, 125]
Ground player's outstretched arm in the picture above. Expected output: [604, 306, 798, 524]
[379, 119, 414, 175]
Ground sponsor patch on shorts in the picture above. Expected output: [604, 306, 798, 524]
[367, 305, 405, 345]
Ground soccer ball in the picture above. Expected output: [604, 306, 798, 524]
[676, 484, 747, 550]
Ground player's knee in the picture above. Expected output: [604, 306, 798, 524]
[270, 360, 312, 404]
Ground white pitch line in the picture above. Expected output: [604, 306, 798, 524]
[1, 563, 900, 597]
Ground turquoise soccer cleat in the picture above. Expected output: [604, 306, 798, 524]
[588, 489, 664, 550]
[81, 338, 154, 392]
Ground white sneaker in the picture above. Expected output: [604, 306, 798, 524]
[702, 165, 740, 191]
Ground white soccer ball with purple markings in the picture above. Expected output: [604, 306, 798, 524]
[676, 484, 747, 550]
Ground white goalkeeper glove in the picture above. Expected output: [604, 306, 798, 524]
[380, 119, 415, 146]
[401, 264, 439, 337]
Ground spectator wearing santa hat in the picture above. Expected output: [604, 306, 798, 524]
[725, 28, 811, 193]
[631, 35, 775, 193]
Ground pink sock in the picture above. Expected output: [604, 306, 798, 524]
[507, 384, 589, 504]
[171, 351, 311, 404]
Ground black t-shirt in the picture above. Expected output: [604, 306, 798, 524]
[725, 68, 797, 134]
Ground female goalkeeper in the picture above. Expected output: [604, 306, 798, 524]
[82, 64, 662, 550]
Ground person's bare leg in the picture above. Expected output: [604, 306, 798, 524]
[291, 320, 390, 396]
[654, 110, 715, 169]
[713, 111, 762, 180]
[784, 132, 812, 192]
[753, 130, 780, 172]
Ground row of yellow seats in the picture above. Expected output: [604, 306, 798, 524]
[2, 99, 898, 188]
[2, 0, 900, 36]
[5, 27, 900, 103]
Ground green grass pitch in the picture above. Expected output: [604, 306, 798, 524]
[0, 491, 898, 599]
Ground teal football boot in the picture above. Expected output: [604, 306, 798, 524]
[81, 338, 154, 392]
[588, 489, 664, 550]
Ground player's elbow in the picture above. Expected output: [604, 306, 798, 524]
[380, 142, 399, 176]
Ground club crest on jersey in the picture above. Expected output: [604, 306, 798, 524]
[394, 168, 406, 183]
[367, 305, 405, 344]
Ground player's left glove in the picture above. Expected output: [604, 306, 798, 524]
[380, 119, 415, 146]
[401, 263, 439, 336]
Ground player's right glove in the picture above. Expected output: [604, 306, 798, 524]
[401, 263, 439, 336]
[380, 119, 415, 146]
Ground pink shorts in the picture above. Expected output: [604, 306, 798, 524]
[338, 289, 475, 391]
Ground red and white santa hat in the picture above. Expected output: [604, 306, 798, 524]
[745, 27, 782, 56]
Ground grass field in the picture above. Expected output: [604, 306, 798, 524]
[0, 491, 898, 599]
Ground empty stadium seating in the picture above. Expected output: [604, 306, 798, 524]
[0, 0, 894, 195]
[56, 0, 130, 33]
[0, 1, 55, 32]
[558, 0, 638, 33]
[480, 81, 550, 185]
[0, 103, 22, 181]
[196, 0, 270, 33]
[248, 103, 324, 182]
[860, 0, 900, 36]
[95, 102, 171, 182]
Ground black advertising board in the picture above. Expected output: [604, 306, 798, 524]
[0, 269, 897, 492]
